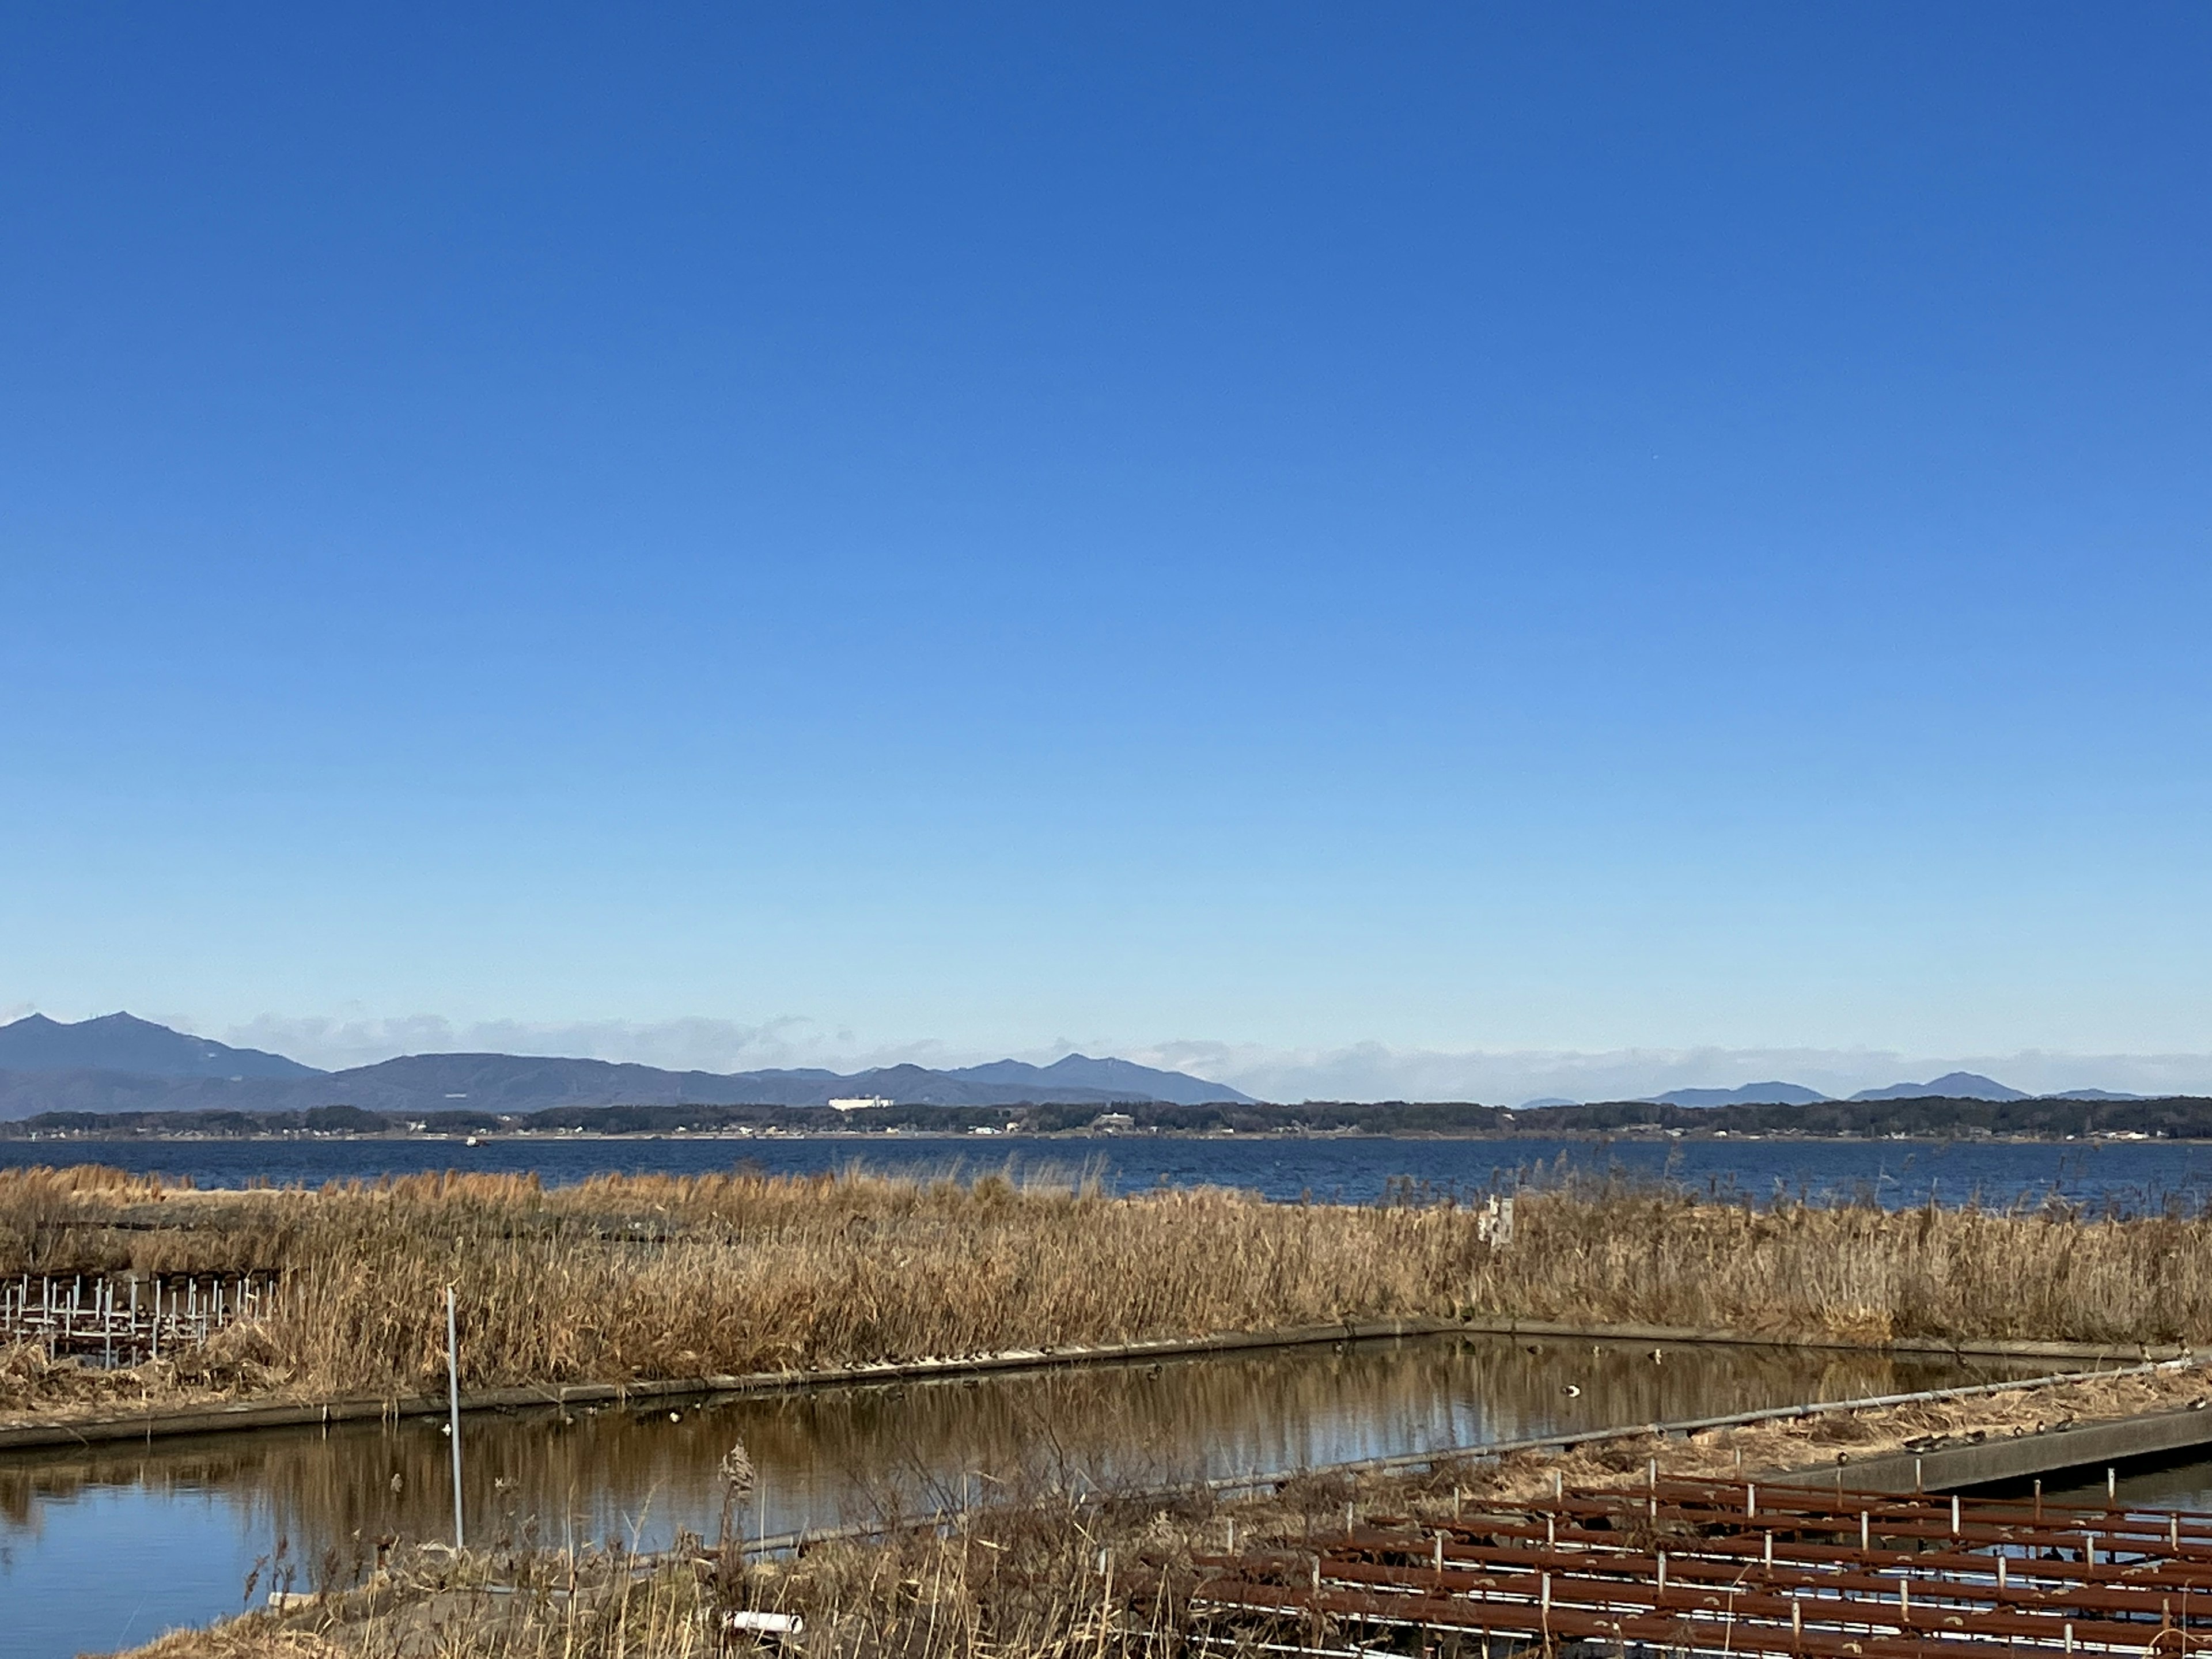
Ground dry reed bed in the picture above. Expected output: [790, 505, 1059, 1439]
[2, 1164, 1485, 1404]
[114, 1362, 2212, 1659]
[9, 1165, 2212, 1414]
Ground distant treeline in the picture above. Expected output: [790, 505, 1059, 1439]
[6, 1093, 2212, 1140]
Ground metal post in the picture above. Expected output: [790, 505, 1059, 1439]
[446, 1286, 465, 1549]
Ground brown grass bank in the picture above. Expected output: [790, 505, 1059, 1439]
[1, 1163, 1484, 1411]
[7, 1165, 2212, 1416]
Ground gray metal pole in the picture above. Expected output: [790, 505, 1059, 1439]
[445, 1286, 465, 1549]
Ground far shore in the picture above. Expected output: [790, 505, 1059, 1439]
[2, 1126, 2201, 1146]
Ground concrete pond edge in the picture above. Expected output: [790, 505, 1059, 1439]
[726, 1353, 2212, 1557]
[0, 1313, 2188, 1453]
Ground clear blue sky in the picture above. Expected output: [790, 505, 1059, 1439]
[3, 6, 2209, 1092]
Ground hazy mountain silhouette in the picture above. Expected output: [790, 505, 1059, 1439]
[0, 1013, 321, 1079]
[0, 1015, 1249, 1117]
[1849, 1070, 2027, 1102]
[1648, 1081, 1829, 1107]
[949, 1054, 1254, 1105]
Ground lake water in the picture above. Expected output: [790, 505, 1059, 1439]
[6, 1132, 2212, 1209]
[0, 1331, 2044, 1659]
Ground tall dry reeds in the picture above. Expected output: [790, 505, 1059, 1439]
[7, 1165, 2212, 1412]
[1461, 1190, 2212, 1346]
[0, 1165, 1487, 1400]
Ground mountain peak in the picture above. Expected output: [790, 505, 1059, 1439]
[1849, 1070, 2027, 1103]
[1648, 1081, 1828, 1108]
[944, 1054, 1253, 1104]
[0, 1012, 324, 1080]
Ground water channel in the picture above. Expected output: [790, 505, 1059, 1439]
[3, 1331, 2049, 1659]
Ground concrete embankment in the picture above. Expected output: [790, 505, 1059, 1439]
[0, 1314, 1469, 1450]
[0, 1313, 2178, 1455]
[1455, 1314, 2181, 1365]
[1811, 1401, 2212, 1492]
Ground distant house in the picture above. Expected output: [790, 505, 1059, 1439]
[827, 1096, 895, 1112]
[1090, 1111, 1136, 1133]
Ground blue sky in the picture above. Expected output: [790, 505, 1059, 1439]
[3, 6, 2210, 1097]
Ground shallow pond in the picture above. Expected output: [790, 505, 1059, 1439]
[1, 1331, 2046, 1658]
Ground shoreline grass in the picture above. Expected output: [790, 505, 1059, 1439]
[9, 1164, 2212, 1421]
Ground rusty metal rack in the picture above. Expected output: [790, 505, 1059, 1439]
[1191, 1476, 2212, 1655]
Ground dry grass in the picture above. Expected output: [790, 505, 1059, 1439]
[1467, 1188, 2212, 1347]
[1451, 1185, 2212, 1354]
[9, 1165, 2212, 1419]
[1, 1164, 1488, 1409]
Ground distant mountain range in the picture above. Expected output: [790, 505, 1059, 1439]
[0, 1014, 2164, 1119]
[1647, 1081, 1828, 1108]
[0, 1014, 1255, 1119]
[1604, 1071, 2145, 1109]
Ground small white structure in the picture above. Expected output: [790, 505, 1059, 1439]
[1090, 1111, 1136, 1133]
[724, 1610, 804, 1638]
[1477, 1194, 1516, 1248]
[827, 1096, 895, 1112]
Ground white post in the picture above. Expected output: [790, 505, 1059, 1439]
[446, 1286, 465, 1549]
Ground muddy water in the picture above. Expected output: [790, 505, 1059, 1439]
[2, 1332, 2043, 1659]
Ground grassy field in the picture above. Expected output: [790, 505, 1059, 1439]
[5, 1163, 2212, 1415]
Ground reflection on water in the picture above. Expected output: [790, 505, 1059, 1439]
[2, 1333, 2040, 1659]
[2047, 1456, 2212, 1513]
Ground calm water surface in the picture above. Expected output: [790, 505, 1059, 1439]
[2050, 1455, 2212, 1512]
[8, 1133, 2212, 1208]
[1, 1332, 2043, 1659]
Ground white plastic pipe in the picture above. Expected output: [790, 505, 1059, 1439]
[446, 1286, 465, 1549]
